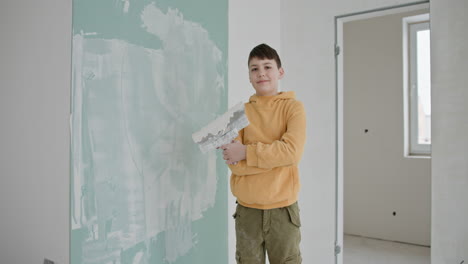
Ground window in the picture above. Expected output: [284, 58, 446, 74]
[403, 14, 431, 157]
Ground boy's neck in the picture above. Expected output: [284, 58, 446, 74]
[256, 90, 279, 97]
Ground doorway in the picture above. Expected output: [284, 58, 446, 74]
[335, 2, 431, 264]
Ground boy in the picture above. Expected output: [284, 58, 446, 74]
[221, 43, 306, 264]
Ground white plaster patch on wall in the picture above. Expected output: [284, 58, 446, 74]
[123, 0, 130, 13]
[71, 33, 85, 230]
[71, 3, 224, 260]
[140, 3, 224, 107]
[141, 4, 178, 42]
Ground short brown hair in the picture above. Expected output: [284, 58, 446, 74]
[248, 43, 282, 69]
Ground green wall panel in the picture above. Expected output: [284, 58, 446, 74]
[70, 1, 228, 263]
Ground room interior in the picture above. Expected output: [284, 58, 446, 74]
[1, 0, 467, 263]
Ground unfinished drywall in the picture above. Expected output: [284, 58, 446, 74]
[70, 0, 229, 263]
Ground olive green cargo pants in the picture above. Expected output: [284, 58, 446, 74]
[233, 202, 302, 264]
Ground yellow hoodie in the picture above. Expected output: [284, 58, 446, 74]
[229, 91, 306, 209]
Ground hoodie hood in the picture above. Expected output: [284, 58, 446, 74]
[248, 91, 296, 104]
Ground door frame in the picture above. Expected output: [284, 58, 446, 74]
[334, 2, 430, 263]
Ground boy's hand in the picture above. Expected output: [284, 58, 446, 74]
[220, 140, 246, 165]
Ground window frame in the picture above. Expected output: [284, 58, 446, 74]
[403, 13, 431, 157]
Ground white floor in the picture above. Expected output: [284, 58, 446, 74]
[343, 234, 430, 264]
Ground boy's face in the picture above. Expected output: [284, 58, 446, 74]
[248, 57, 284, 96]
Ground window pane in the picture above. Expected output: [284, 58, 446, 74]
[416, 29, 431, 145]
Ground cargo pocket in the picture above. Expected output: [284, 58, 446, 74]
[283, 253, 302, 264]
[235, 252, 241, 264]
[233, 204, 241, 219]
[286, 203, 301, 227]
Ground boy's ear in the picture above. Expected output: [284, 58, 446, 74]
[279, 67, 285, 79]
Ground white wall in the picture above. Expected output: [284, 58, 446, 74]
[228, 1, 281, 263]
[0, 0, 71, 263]
[431, 0, 468, 262]
[280, 0, 431, 263]
[343, 9, 431, 246]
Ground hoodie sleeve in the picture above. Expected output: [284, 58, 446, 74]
[245, 101, 306, 169]
[227, 129, 272, 176]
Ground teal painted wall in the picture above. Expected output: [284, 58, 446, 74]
[70, 1, 228, 263]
